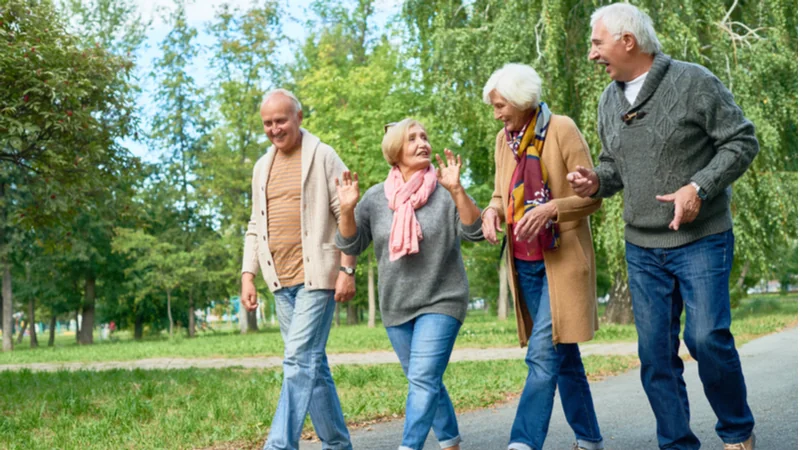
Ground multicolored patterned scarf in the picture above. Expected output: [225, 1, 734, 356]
[507, 102, 560, 254]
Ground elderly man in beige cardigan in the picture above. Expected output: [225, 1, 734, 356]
[241, 89, 356, 450]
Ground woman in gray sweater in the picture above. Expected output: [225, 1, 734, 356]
[335, 118, 483, 450]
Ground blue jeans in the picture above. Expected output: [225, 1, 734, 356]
[509, 260, 603, 450]
[626, 230, 754, 449]
[385, 314, 462, 450]
[264, 285, 352, 450]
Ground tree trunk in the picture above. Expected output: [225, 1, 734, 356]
[0, 181, 11, 352]
[247, 310, 258, 331]
[15, 321, 27, 344]
[368, 253, 376, 328]
[497, 250, 509, 320]
[134, 312, 144, 340]
[603, 271, 634, 324]
[166, 290, 174, 337]
[736, 262, 750, 289]
[28, 297, 37, 348]
[238, 297, 248, 334]
[48, 314, 56, 347]
[75, 309, 81, 343]
[2, 256, 12, 352]
[79, 275, 96, 345]
[24, 263, 37, 347]
[188, 291, 195, 338]
[334, 303, 340, 327]
[346, 303, 357, 325]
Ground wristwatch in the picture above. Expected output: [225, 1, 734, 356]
[339, 266, 355, 276]
[689, 181, 708, 200]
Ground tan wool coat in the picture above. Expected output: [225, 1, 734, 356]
[242, 129, 347, 292]
[487, 114, 602, 346]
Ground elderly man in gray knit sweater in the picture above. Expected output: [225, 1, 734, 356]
[568, 4, 758, 450]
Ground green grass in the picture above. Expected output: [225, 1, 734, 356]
[1, 294, 795, 365]
[0, 355, 640, 450]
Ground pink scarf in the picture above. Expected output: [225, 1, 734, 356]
[384, 164, 438, 261]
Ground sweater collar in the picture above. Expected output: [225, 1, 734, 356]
[613, 52, 672, 114]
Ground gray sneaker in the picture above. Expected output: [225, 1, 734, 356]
[723, 433, 755, 450]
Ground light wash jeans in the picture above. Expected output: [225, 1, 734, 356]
[385, 313, 463, 450]
[508, 260, 603, 450]
[626, 230, 754, 449]
[263, 284, 352, 450]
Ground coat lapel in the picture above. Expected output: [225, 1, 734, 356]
[300, 128, 320, 188]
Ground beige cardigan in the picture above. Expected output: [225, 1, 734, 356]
[242, 129, 347, 292]
[487, 115, 602, 346]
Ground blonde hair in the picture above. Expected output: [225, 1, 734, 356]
[381, 118, 425, 166]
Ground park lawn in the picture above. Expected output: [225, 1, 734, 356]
[0, 294, 795, 365]
[0, 355, 639, 450]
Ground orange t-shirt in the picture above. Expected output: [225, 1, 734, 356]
[266, 149, 305, 286]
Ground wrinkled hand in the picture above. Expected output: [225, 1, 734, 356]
[435, 149, 463, 194]
[656, 184, 702, 231]
[334, 271, 356, 302]
[566, 166, 599, 198]
[335, 171, 360, 213]
[514, 203, 557, 243]
[482, 207, 504, 245]
[241, 274, 258, 312]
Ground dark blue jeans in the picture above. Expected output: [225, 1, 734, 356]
[508, 260, 603, 450]
[626, 230, 754, 449]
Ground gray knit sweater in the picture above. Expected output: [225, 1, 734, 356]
[594, 52, 759, 248]
[335, 183, 484, 327]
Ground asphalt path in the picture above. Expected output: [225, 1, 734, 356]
[301, 327, 797, 449]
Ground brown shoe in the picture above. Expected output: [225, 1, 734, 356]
[723, 433, 755, 450]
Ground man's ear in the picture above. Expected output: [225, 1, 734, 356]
[621, 33, 637, 52]
[297, 109, 303, 124]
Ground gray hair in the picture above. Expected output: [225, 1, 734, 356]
[263, 88, 302, 114]
[591, 3, 661, 55]
[482, 63, 542, 111]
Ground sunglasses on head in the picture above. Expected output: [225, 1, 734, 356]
[383, 122, 397, 134]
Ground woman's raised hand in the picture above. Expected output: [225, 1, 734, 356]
[335, 171, 360, 212]
[435, 149, 463, 194]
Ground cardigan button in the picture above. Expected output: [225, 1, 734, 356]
[261, 211, 264, 216]
[273, 282, 278, 287]
[262, 236, 266, 241]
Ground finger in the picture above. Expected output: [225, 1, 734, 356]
[353, 172, 359, 186]
[656, 194, 675, 202]
[456, 154, 462, 168]
[670, 204, 683, 231]
[435, 153, 445, 169]
[335, 177, 341, 187]
[494, 215, 503, 232]
[446, 149, 455, 166]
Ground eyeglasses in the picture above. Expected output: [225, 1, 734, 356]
[383, 122, 397, 134]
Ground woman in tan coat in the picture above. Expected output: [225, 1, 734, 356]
[481, 63, 604, 450]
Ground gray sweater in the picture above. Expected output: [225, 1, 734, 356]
[594, 52, 759, 248]
[335, 183, 484, 327]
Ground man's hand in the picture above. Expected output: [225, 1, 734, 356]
[334, 271, 356, 302]
[656, 184, 702, 231]
[482, 207, 504, 245]
[241, 273, 258, 312]
[566, 166, 600, 198]
[515, 202, 557, 242]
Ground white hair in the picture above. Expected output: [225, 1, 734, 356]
[482, 63, 542, 111]
[263, 88, 302, 114]
[591, 3, 661, 55]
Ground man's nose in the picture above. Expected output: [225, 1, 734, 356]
[588, 48, 598, 60]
